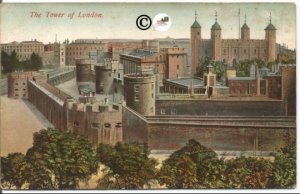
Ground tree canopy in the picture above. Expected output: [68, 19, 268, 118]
[1, 51, 43, 74]
[25, 128, 98, 189]
[97, 142, 158, 189]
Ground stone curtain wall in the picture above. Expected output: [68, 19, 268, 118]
[155, 99, 284, 116]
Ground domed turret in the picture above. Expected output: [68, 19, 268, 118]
[241, 14, 250, 41]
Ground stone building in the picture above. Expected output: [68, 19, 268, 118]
[124, 74, 156, 116]
[1, 40, 44, 61]
[191, 12, 277, 76]
[65, 41, 107, 66]
[76, 59, 93, 83]
[120, 47, 189, 87]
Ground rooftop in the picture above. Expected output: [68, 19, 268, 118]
[166, 77, 204, 89]
[124, 49, 158, 58]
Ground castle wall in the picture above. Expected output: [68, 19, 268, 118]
[27, 80, 66, 130]
[155, 99, 284, 116]
[146, 119, 295, 151]
[281, 65, 296, 116]
[122, 106, 149, 144]
[65, 102, 123, 146]
[123, 114, 295, 152]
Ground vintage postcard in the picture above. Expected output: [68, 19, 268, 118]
[0, 1, 297, 192]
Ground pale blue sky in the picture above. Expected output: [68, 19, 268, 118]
[0, 3, 296, 49]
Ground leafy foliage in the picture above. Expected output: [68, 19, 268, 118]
[158, 139, 218, 189]
[224, 157, 273, 189]
[1, 50, 42, 73]
[25, 128, 98, 189]
[97, 142, 158, 189]
[235, 58, 265, 77]
[0, 153, 27, 189]
[270, 139, 296, 188]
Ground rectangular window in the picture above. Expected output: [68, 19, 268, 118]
[254, 49, 257, 54]
[152, 93, 154, 98]
[161, 108, 166, 115]
[171, 108, 177, 115]
[135, 94, 140, 101]
[135, 85, 139, 93]
[223, 49, 226, 54]
[177, 65, 179, 70]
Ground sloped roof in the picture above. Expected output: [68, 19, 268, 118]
[211, 22, 221, 30]
[191, 20, 201, 28]
[265, 23, 277, 30]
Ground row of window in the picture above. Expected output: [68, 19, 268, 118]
[160, 108, 177, 115]
[223, 48, 267, 55]
[74, 122, 122, 128]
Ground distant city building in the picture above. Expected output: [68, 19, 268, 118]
[1, 40, 44, 61]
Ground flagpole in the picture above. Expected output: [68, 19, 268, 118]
[238, 8, 241, 39]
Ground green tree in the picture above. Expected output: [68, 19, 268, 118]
[1, 50, 13, 73]
[158, 154, 198, 189]
[25, 128, 98, 189]
[211, 61, 225, 81]
[29, 52, 43, 71]
[10, 50, 22, 71]
[270, 139, 296, 188]
[195, 56, 211, 78]
[196, 157, 227, 188]
[97, 142, 158, 189]
[0, 153, 27, 189]
[224, 156, 273, 189]
[158, 139, 218, 189]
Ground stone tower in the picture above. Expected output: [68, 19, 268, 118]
[265, 13, 277, 62]
[241, 15, 250, 41]
[211, 12, 222, 61]
[76, 59, 92, 83]
[123, 74, 156, 116]
[191, 11, 201, 76]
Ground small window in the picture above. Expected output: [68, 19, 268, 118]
[23, 94, 26, 97]
[15, 83, 18, 85]
[135, 94, 140, 101]
[161, 108, 166, 115]
[15, 94, 19, 97]
[115, 122, 122, 128]
[223, 49, 226, 54]
[171, 108, 177, 115]
[152, 84, 154, 90]
[254, 49, 257, 54]
[177, 65, 179, 70]
[135, 85, 139, 93]
[152, 93, 154, 98]
[104, 123, 111, 128]
[74, 121, 79, 127]
[23, 88, 26, 91]
[15, 89, 18, 91]
[234, 49, 237, 54]
[244, 49, 246, 54]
